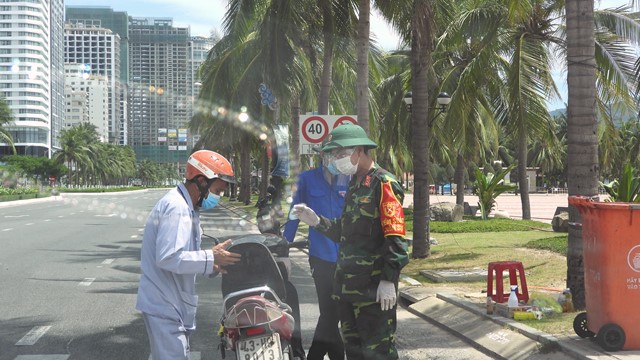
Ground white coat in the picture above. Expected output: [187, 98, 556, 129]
[136, 183, 215, 330]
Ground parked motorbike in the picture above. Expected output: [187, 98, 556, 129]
[217, 186, 306, 360]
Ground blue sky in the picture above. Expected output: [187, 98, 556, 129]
[66, 0, 632, 110]
[64, 0, 404, 49]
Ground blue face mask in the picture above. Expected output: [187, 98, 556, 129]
[325, 162, 340, 176]
[201, 192, 221, 210]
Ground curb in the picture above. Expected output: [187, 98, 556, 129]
[398, 283, 623, 360]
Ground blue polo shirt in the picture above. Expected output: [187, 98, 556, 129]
[284, 166, 347, 263]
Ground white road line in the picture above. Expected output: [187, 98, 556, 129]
[14, 356, 69, 360]
[25, 223, 34, 226]
[147, 351, 200, 360]
[15, 326, 51, 346]
[2, 228, 13, 231]
[101, 259, 115, 265]
[130, 235, 138, 239]
[78, 278, 95, 286]
[44, 219, 51, 222]
[5, 215, 28, 218]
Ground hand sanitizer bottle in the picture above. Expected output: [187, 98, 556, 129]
[507, 285, 519, 307]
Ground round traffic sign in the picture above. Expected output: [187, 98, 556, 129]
[334, 116, 357, 128]
[301, 116, 329, 143]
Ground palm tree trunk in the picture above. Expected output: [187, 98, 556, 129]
[356, 0, 370, 134]
[318, 4, 334, 116]
[455, 153, 465, 206]
[291, 96, 300, 178]
[518, 127, 531, 220]
[410, 1, 434, 259]
[566, 0, 598, 311]
[239, 134, 252, 205]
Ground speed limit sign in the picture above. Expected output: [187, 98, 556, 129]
[301, 116, 329, 144]
[299, 115, 357, 154]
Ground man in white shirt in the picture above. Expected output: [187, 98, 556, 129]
[136, 150, 241, 360]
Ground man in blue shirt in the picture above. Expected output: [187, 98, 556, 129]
[284, 144, 348, 360]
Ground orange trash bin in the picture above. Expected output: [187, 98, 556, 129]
[569, 196, 640, 351]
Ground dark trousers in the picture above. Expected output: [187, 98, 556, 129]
[285, 280, 306, 359]
[338, 299, 397, 360]
[307, 256, 345, 360]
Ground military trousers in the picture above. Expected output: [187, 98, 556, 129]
[338, 299, 398, 360]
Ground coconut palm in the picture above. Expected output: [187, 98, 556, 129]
[566, 0, 598, 311]
[0, 96, 15, 154]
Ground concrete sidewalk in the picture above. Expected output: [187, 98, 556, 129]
[399, 284, 640, 360]
[404, 193, 569, 222]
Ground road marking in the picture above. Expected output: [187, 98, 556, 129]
[15, 326, 51, 346]
[101, 259, 115, 265]
[78, 278, 95, 286]
[130, 235, 138, 239]
[2, 228, 13, 232]
[15, 356, 69, 360]
[148, 352, 200, 360]
[44, 219, 51, 222]
[25, 223, 34, 226]
[95, 214, 117, 217]
[5, 215, 28, 218]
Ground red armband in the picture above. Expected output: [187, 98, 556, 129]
[380, 181, 405, 237]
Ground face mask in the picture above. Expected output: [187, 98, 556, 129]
[201, 192, 221, 210]
[325, 161, 340, 176]
[334, 154, 358, 175]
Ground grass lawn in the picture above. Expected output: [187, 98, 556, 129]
[227, 196, 576, 336]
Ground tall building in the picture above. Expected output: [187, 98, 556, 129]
[190, 35, 216, 146]
[65, 6, 128, 145]
[63, 22, 121, 144]
[64, 64, 109, 142]
[128, 17, 194, 165]
[0, 0, 65, 157]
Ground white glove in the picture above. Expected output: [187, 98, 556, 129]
[291, 204, 320, 227]
[376, 280, 397, 311]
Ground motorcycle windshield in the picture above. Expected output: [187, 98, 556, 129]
[221, 235, 287, 301]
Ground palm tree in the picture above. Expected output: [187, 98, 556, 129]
[356, 0, 371, 134]
[0, 96, 15, 154]
[197, 0, 318, 203]
[565, 0, 598, 310]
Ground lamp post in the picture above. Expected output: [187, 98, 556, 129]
[403, 91, 451, 124]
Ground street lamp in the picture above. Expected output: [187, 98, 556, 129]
[403, 92, 452, 125]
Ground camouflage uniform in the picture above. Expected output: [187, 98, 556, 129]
[315, 164, 409, 360]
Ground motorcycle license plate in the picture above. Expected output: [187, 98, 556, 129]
[236, 333, 282, 360]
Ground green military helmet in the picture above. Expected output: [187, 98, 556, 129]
[321, 123, 378, 152]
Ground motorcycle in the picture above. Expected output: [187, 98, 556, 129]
[217, 186, 306, 360]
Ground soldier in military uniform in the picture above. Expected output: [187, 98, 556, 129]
[292, 124, 409, 360]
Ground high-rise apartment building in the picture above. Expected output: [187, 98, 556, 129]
[128, 17, 194, 164]
[63, 22, 121, 144]
[65, 6, 128, 145]
[64, 64, 109, 142]
[0, 0, 65, 157]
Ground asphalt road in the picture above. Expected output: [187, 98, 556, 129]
[1, 190, 491, 360]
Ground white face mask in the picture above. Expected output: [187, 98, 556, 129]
[334, 153, 358, 175]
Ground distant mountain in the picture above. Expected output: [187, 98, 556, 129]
[549, 108, 566, 118]
[548, 106, 636, 126]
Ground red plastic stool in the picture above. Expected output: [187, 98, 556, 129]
[487, 261, 529, 304]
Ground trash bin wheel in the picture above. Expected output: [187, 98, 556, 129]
[573, 312, 595, 338]
[596, 323, 625, 352]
